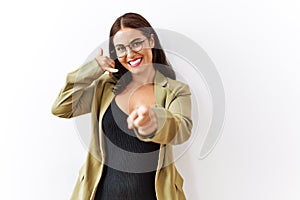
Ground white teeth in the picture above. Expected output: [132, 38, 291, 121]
[129, 58, 141, 66]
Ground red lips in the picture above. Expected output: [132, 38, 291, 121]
[128, 58, 142, 68]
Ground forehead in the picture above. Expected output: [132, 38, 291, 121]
[113, 28, 145, 45]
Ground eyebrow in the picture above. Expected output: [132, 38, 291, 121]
[114, 37, 144, 46]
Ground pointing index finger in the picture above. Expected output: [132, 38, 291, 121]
[127, 110, 138, 129]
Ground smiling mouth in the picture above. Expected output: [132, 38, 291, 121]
[128, 58, 142, 68]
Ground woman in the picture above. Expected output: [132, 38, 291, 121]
[52, 12, 192, 200]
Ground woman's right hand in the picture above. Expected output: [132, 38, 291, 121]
[95, 48, 118, 76]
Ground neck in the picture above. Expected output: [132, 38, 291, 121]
[131, 65, 156, 85]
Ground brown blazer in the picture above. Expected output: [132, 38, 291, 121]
[52, 59, 193, 200]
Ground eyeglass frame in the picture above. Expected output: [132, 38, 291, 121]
[113, 38, 149, 58]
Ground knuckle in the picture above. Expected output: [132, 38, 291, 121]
[135, 118, 142, 126]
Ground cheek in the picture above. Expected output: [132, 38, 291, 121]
[118, 58, 130, 69]
[145, 51, 153, 62]
[118, 58, 126, 65]
[139, 48, 152, 60]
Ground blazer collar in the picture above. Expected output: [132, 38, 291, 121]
[154, 69, 168, 87]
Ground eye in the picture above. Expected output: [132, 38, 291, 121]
[116, 46, 125, 52]
[131, 41, 142, 47]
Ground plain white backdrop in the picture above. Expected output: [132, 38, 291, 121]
[1, 0, 299, 199]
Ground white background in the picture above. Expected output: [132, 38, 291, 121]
[1, 0, 300, 199]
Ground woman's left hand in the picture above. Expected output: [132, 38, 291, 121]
[127, 105, 157, 137]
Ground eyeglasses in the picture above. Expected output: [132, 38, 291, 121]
[114, 38, 147, 58]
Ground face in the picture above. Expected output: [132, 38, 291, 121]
[113, 28, 155, 74]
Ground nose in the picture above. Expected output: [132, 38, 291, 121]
[126, 46, 135, 57]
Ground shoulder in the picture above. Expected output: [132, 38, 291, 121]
[95, 73, 117, 87]
[155, 70, 191, 96]
[165, 77, 191, 96]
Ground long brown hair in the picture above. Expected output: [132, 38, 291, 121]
[109, 12, 176, 94]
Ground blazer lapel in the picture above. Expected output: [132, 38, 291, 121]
[99, 83, 115, 120]
[154, 70, 168, 107]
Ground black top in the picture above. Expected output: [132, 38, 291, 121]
[95, 98, 160, 200]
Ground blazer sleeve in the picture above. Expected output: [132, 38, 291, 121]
[136, 83, 193, 145]
[51, 59, 104, 118]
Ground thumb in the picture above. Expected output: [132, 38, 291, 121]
[98, 48, 103, 56]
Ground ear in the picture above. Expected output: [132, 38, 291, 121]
[149, 33, 155, 48]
